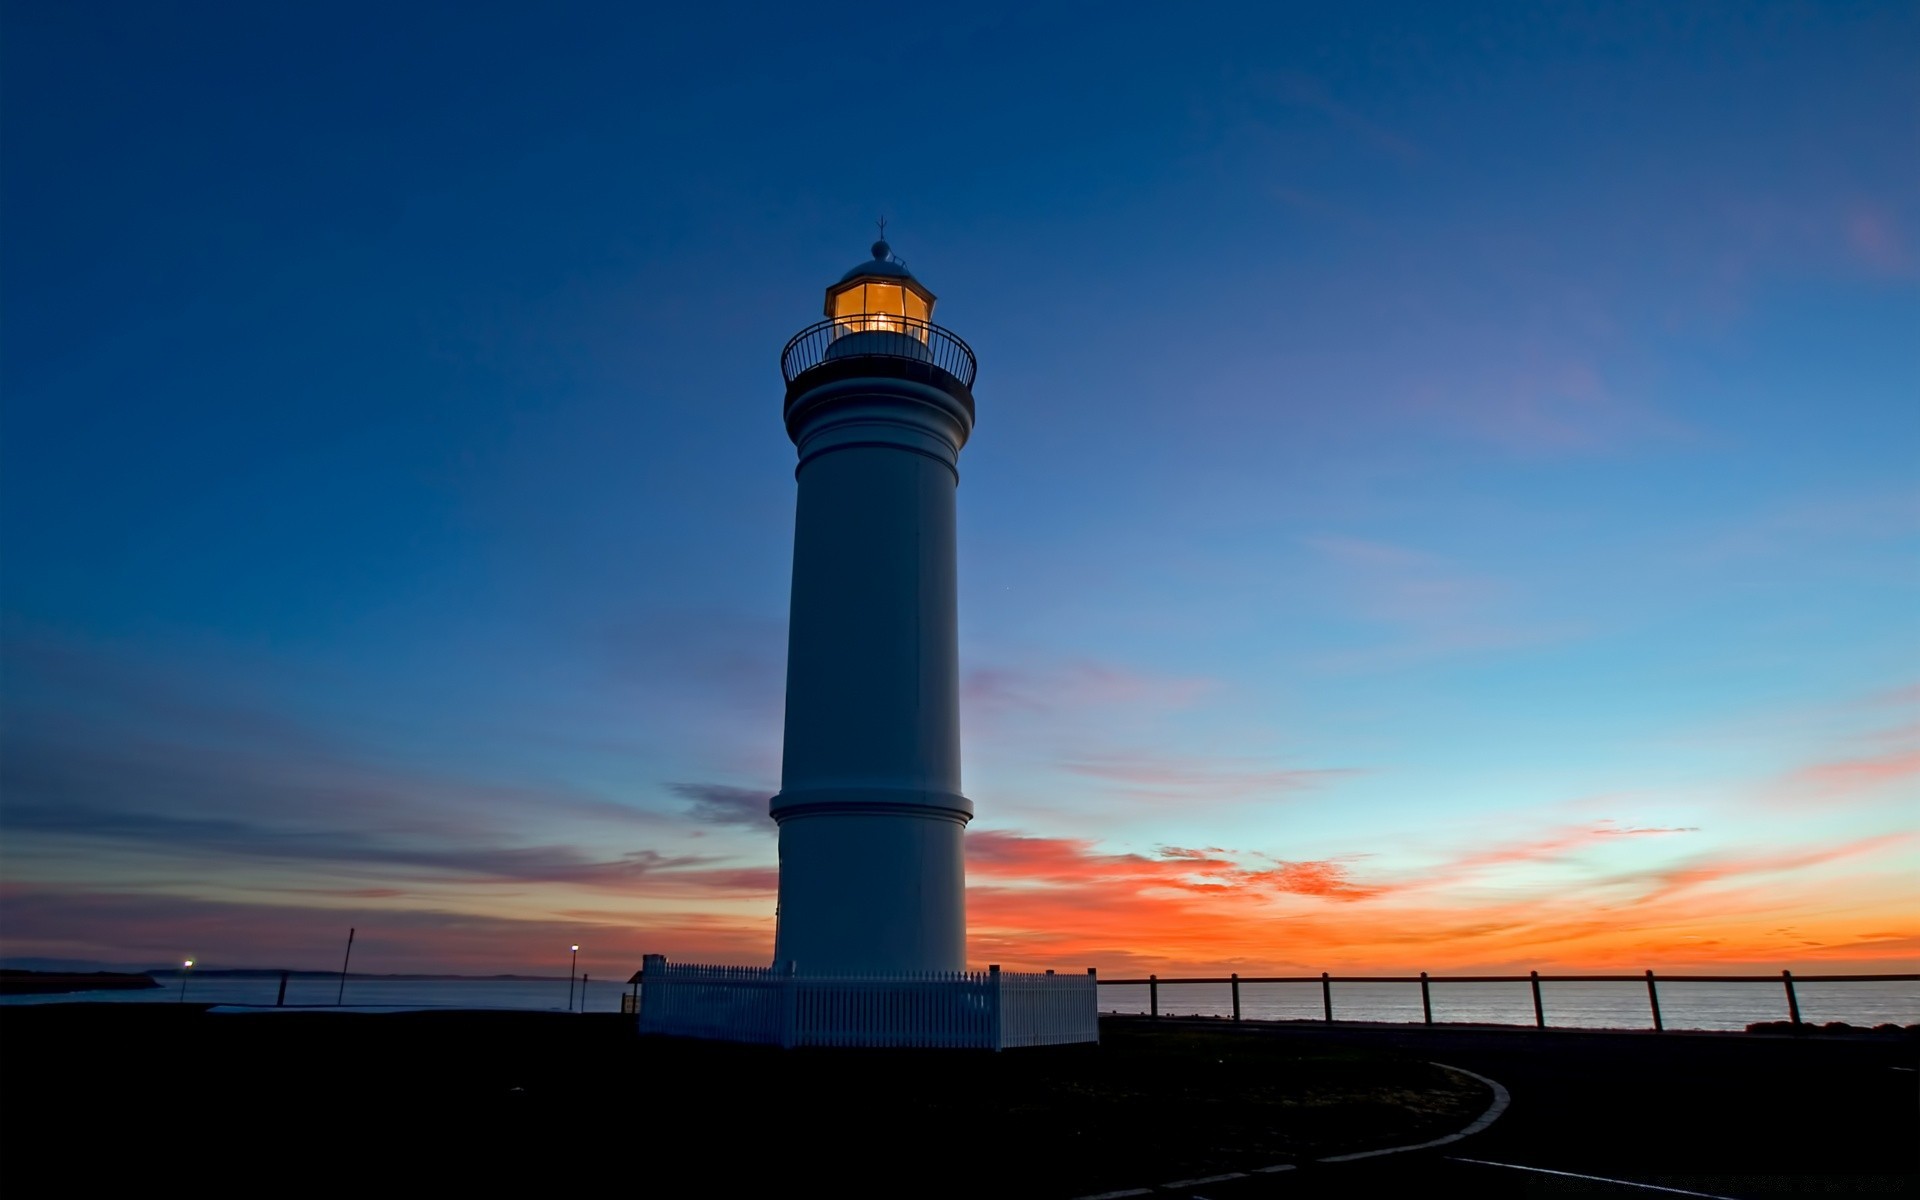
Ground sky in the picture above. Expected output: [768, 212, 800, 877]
[2, 2, 1915, 980]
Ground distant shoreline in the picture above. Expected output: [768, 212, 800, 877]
[0, 970, 160, 996]
[138, 969, 573, 982]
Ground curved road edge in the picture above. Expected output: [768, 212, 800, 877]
[1070, 1061, 1514, 1198]
[1316, 1063, 1512, 1163]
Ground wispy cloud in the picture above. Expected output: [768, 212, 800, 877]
[962, 660, 1217, 721]
[1783, 750, 1920, 797]
[0, 884, 775, 976]
[1258, 71, 1422, 165]
[1691, 487, 1920, 563]
[1845, 204, 1913, 275]
[669, 782, 772, 829]
[1302, 535, 1582, 668]
[0, 799, 779, 894]
[1058, 753, 1355, 801]
[1435, 822, 1700, 881]
[1400, 354, 1687, 456]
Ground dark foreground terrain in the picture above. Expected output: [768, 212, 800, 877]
[1136, 1016, 1918, 1198]
[2, 1008, 1912, 1197]
[1, 1006, 1481, 1196]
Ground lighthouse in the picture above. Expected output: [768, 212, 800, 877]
[632, 243, 1094, 1047]
[770, 240, 977, 975]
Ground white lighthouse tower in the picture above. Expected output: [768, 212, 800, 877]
[770, 240, 976, 975]
[633, 243, 1096, 1047]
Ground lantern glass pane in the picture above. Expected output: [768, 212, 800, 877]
[832, 285, 866, 319]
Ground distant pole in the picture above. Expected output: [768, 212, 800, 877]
[276, 970, 289, 1008]
[177, 959, 194, 1004]
[336, 928, 355, 1006]
[567, 945, 580, 1012]
[1782, 970, 1802, 1029]
[1645, 970, 1663, 1032]
[1530, 970, 1545, 1028]
[1420, 971, 1433, 1025]
[1230, 973, 1241, 1022]
[1321, 972, 1332, 1022]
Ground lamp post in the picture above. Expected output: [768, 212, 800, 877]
[177, 959, 194, 1003]
[567, 945, 580, 1012]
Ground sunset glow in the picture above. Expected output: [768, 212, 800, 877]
[2, 5, 1914, 982]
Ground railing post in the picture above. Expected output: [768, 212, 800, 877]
[1231, 973, 1241, 1022]
[1420, 971, 1432, 1025]
[1782, 969, 1802, 1030]
[1149, 973, 1159, 1020]
[1321, 972, 1333, 1022]
[1645, 970, 1663, 1032]
[639, 953, 666, 1030]
[1089, 967, 1100, 1043]
[989, 964, 1004, 1050]
[780, 959, 798, 1048]
[1530, 970, 1545, 1028]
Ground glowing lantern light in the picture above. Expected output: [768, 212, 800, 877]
[825, 240, 935, 342]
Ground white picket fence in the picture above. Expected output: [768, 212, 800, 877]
[634, 956, 1099, 1049]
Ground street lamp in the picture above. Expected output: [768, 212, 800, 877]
[177, 959, 194, 1004]
[567, 945, 580, 1012]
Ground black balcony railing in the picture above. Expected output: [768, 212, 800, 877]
[780, 316, 977, 387]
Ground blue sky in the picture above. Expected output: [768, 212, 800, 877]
[2, 2, 1914, 976]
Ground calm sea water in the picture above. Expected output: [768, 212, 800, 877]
[7, 975, 1915, 1031]
[0, 975, 629, 1013]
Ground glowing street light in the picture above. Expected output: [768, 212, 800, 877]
[567, 945, 580, 1012]
[177, 959, 195, 1004]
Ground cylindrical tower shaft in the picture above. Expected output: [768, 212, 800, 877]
[771, 245, 977, 975]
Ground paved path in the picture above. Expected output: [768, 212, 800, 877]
[1097, 1018, 1917, 1198]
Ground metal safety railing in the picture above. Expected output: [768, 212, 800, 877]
[780, 316, 977, 387]
[1103, 970, 1919, 1032]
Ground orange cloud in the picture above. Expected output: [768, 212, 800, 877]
[1786, 749, 1920, 795]
[960, 826, 1915, 976]
[1248, 860, 1384, 901]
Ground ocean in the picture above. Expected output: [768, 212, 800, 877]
[5, 973, 1915, 1031]
[0, 975, 631, 1013]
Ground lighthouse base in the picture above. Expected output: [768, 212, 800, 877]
[634, 955, 1099, 1049]
[770, 803, 967, 975]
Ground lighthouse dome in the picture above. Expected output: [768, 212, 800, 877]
[837, 240, 918, 284]
[825, 240, 938, 322]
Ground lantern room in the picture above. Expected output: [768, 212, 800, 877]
[826, 240, 935, 339]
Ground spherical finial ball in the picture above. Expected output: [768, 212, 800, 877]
[871, 239, 890, 261]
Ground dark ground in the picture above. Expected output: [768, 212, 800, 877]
[0, 1007, 1912, 1197]
[1138, 1016, 1918, 1198]
[1, 1005, 1478, 1195]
